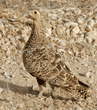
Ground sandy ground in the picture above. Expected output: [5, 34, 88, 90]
[0, 0, 97, 110]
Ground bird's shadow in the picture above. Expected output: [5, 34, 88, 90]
[0, 80, 39, 95]
[0, 80, 78, 102]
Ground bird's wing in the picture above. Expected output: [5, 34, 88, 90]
[27, 44, 79, 88]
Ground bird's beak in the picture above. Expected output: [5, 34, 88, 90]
[28, 12, 32, 18]
[28, 11, 35, 20]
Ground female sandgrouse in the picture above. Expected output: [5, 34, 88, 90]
[22, 10, 90, 99]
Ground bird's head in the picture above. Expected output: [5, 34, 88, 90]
[28, 10, 41, 22]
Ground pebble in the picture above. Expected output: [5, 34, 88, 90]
[0, 33, 2, 38]
[86, 31, 97, 40]
[0, 88, 4, 93]
[46, 28, 52, 37]
[85, 71, 91, 78]
[48, 13, 58, 20]
[85, 25, 92, 31]
[88, 20, 95, 26]
[0, 4, 97, 110]
[71, 26, 80, 35]
[77, 18, 83, 24]
[6, 48, 11, 56]
[65, 29, 70, 36]
[0, 21, 4, 29]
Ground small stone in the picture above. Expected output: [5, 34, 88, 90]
[56, 25, 64, 36]
[1, 72, 7, 76]
[65, 22, 78, 28]
[69, 22, 78, 27]
[85, 25, 92, 32]
[7, 35, 12, 39]
[86, 31, 97, 40]
[68, 50, 73, 55]
[48, 13, 58, 20]
[45, 28, 52, 37]
[76, 37, 83, 43]
[6, 48, 11, 56]
[79, 25, 85, 33]
[1, 39, 5, 44]
[0, 33, 2, 38]
[77, 18, 83, 24]
[71, 26, 80, 35]
[32, 77, 40, 91]
[88, 20, 95, 27]
[0, 66, 4, 70]
[65, 29, 70, 36]
[5, 38, 9, 42]
[65, 22, 71, 28]
[17, 103, 24, 109]
[93, 14, 97, 20]
[0, 88, 4, 93]
[77, 9, 81, 15]
[88, 11, 93, 17]
[13, 4, 19, 8]
[0, 21, 4, 29]
[85, 71, 91, 78]
[89, 76, 94, 84]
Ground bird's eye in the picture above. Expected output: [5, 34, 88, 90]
[34, 11, 37, 14]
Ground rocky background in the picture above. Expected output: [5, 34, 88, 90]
[0, 0, 97, 109]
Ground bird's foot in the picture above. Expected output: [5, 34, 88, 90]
[38, 82, 53, 98]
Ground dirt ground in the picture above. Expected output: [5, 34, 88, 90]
[0, 0, 97, 110]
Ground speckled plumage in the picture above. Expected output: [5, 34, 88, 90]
[22, 10, 89, 99]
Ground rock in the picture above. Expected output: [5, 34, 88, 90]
[0, 5, 97, 110]
[45, 28, 52, 37]
[32, 77, 40, 91]
[88, 20, 95, 27]
[5, 38, 9, 42]
[1, 39, 5, 44]
[56, 25, 65, 36]
[64, 22, 78, 28]
[17, 103, 24, 109]
[65, 29, 70, 36]
[1, 72, 7, 76]
[0, 21, 5, 34]
[76, 37, 83, 43]
[93, 14, 97, 20]
[71, 26, 80, 35]
[79, 25, 85, 33]
[77, 18, 83, 24]
[0, 21, 4, 29]
[69, 22, 78, 27]
[85, 71, 91, 78]
[6, 48, 11, 56]
[48, 13, 58, 20]
[85, 25, 92, 32]
[85, 31, 97, 40]
[13, 5, 19, 8]
[0, 33, 2, 38]
[0, 88, 4, 93]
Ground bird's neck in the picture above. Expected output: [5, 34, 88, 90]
[25, 21, 47, 48]
[33, 20, 41, 30]
[30, 21, 42, 41]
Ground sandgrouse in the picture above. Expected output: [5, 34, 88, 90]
[22, 10, 90, 99]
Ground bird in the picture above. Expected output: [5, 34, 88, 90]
[22, 10, 90, 99]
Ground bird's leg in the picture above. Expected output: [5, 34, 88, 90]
[36, 77, 46, 98]
[38, 85, 46, 98]
[36, 77, 54, 98]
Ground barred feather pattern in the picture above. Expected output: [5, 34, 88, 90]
[22, 10, 90, 100]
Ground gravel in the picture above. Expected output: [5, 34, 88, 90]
[0, 0, 97, 109]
